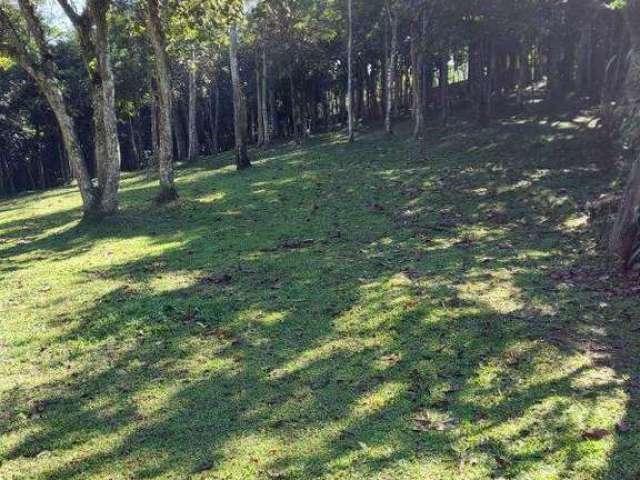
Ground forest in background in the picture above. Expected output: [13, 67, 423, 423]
[1, 0, 640, 266]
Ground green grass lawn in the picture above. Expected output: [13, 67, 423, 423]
[1, 109, 639, 479]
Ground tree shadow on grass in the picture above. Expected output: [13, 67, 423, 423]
[0, 103, 637, 479]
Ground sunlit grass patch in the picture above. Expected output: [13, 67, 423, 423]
[0, 112, 637, 479]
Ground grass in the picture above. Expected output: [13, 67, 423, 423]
[1, 106, 639, 479]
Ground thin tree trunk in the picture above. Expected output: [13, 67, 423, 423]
[1, 158, 15, 195]
[289, 74, 302, 142]
[261, 49, 271, 145]
[129, 118, 141, 169]
[518, 47, 529, 109]
[150, 79, 159, 175]
[213, 82, 220, 153]
[256, 54, 264, 146]
[439, 57, 449, 126]
[173, 102, 187, 161]
[347, 0, 354, 142]
[269, 85, 277, 139]
[187, 51, 199, 161]
[411, 14, 424, 139]
[229, 25, 251, 170]
[384, 4, 398, 135]
[145, 0, 178, 201]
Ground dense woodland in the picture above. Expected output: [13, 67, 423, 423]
[1, 0, 640, 265]
[6, 2, 640, 478]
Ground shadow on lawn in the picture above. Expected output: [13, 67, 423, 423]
[1, 103, 638, 479]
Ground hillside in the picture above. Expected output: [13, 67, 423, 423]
[1, 113, 639, 480]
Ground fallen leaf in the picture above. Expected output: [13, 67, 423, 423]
[582, 428, 611, 440]
[200, 273, 232, 285]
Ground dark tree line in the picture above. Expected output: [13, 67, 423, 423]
[1, 0, 639, 263]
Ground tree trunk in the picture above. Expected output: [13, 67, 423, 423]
[229, 25, 251, 170]
[410, 15, 424, 139]
[145, 0, 178, 201]
[173, 102, 187, 161]
[609, 0, 640, 267]
[261, 49, 271, 145]
[213, 82, 220, 153]
[150, 79, 159, 176]
[256, 54, 265, 146]
[1, 157, 15, 195]
[4, 0, 98, 211]
[347, 0, 354, 142]
[129, 118, 141, 169]
[289, 74, 302, 143]
[384, 5, 398, 135]
[92, 1, 121, 214]
[439, 57, 449, 126]
[518, 47, 530, 109]
[269, 85, 277, 139]
[187, 52, 199, 162]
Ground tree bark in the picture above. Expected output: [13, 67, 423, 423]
[256, 54, 265, 146]
[187, 51, 199, 162]
[289, 74, 302, 143]
[229, 25, 251, 170]
[439, 57, 449, 126]
[384, 3, 398, 135]
[145, 0, 178, 201]
[261, 48, 271, 145]
[150, 78, 159, 175]
[347, 0, 355, 142]
[1, 1, 98, 213]
[411, 17, 424, 138]
[213, 82, 220, 153]
[91, 0, 121, 214]
[609, 0, 640, 267]
[129, 118, 141, 169]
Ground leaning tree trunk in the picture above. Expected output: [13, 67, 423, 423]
[31, 70, 96, 212]
[187, 51, 199, 162]
[145, 0, 178, 201]
[4, 0, 97, 212]
[609, 0, 640, 267]
[229, 25, 251, 170]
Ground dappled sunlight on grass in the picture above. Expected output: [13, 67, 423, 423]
[0, 106, 638, 479]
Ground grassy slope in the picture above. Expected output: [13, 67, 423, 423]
[0, 110, 639, 480]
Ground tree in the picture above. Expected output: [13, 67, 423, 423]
[347, 0, 354, 142]
[0, 0, 100, 216]
[57, 0, 122, 215]
[383, 0, 399, 135]
[229, 24, 251, 170]
[145, 0, 178, 202]
[609, 0, 640, 267]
